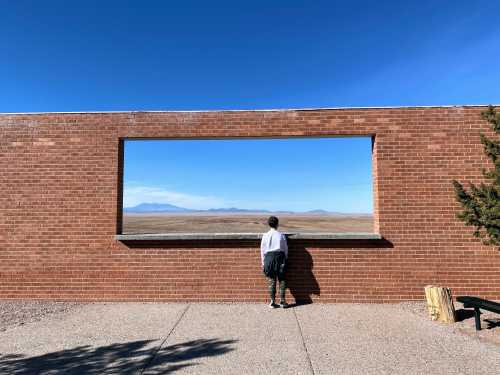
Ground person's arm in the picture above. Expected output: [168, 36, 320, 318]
[281, 234, 288, 259]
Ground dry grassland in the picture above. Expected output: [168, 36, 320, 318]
[123, 212, 373, 233]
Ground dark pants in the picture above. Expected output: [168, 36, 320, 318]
[263, 251, 287, 302]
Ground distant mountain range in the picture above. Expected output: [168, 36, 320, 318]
[124, 203, 190, 213]
[123, 203, 351, 215]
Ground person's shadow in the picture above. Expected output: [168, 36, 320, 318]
[286, 245, 320, 306]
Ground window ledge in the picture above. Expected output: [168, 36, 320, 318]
[115, 232, 382, 241]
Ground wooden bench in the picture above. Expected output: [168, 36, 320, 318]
[456, 296, 500, 331]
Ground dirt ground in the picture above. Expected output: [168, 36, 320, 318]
[0, 301, 84, 332]
[123, 213, 374, 234]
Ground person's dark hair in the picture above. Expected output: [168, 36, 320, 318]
[268, 216, 279, 229]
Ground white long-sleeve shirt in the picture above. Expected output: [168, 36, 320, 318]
[260, 228, 288, 266]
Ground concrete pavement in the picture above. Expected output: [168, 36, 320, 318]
[1, 302, 499, 374]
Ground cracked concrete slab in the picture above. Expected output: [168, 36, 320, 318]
[1, 302, 499, 374]
[144, 303, 311, 374]
[294, 303, 500, 375]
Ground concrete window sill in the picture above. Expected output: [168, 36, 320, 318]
[115, 232, 382, 241]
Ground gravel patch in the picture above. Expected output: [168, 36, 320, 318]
[398, 300, 500, 346]
[0, 300, 85, 332]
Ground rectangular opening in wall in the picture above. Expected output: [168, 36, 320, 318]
[121, 137, 374, 235]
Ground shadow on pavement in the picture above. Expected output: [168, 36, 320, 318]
[455, 308, 475, 322]
[484, 319, 500, 330]
[284, 301, 313, 309]
[0, 338, 236, 374]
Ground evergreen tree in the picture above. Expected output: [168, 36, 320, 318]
[452, 105, 500, 247]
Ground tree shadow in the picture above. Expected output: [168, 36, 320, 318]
[286, 246, 320, 306]
[0, 338, 236, 374]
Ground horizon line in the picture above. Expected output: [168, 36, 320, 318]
[123, 202, 373, 215]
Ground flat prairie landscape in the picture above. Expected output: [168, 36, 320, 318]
[122, 212, 373, 234]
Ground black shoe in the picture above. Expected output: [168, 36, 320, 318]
[279, 301, 290, 309]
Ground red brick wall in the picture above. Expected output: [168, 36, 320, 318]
[1, 106, 499, 302]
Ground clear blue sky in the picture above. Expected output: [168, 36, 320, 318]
[124, 138, 373, 213]
[3, 1, 499, 213]
[2, 0, 499, 112]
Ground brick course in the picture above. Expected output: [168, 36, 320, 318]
[1, 106, 499, 302]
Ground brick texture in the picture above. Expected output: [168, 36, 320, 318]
[1, 106, 499, 302]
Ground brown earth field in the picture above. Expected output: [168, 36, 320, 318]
[122, 212, 374, 234]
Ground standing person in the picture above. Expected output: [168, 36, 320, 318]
[261, 216, 289, 308]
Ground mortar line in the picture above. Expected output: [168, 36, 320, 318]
[140, 303, 191, 375]
[293, 308, 316, 375]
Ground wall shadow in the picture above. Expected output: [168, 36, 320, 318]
[119, 237, 393, 250]
[0, 338, 236, 375]
[288, 237, 393, 249]
[284, 239, 392, 306]
[116, 139, 124, 235]
[286, 246, 320, 306]
[118, 237, 393, 305]
[120, 239, 260, 249]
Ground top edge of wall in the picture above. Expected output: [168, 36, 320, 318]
[0, 104, 498, 116]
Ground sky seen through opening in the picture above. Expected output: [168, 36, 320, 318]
[124, 137, 373, 214]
